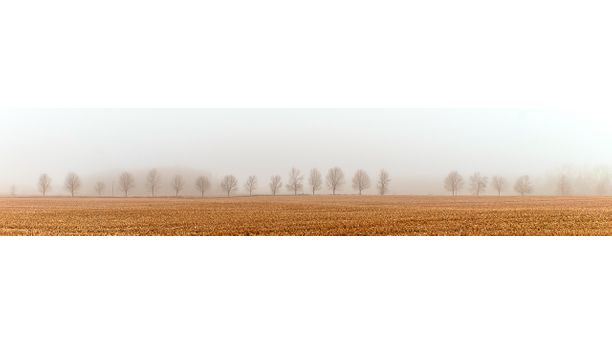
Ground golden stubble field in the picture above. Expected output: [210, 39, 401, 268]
[1, 196, 612, 236]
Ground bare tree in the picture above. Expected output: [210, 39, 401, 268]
[172, 175, 185, 197]
[269, 175, 282, 195]
[377, 169, 391, 195]
[64, 173, 81, 197]
[469, 172, 488, 196]
[557, 174, 571, 195]
[308, 168, 323, 195]
[195, 176, 211, 198]
[286, 168, 304, 195]
[245, 175, 258, 196]
[491, 176, 505, 196]
[10, 185, 16, 197]
[146, 169, 162, 197]
[444, 171, 464, 196]
[514, 175, 533, 196]
[94, 181, 106, 196]
[326, 167, 344, 195]
[352, 169, 371, 195]
[118, 172, 135, 197]
[38, 174, 52, 197]
[220, 175, 238, 197]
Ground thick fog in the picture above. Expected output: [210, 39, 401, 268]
[1, 109, 611, 196]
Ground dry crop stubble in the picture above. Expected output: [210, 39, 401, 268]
[1, 196, 612, 236]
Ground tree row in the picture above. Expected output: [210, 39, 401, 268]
[34, 168, 392, 197]
[444, 171, 536, 196]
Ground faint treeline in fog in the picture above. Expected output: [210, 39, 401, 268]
[4, 164, 612, 197]
[542, 165, 612, 195]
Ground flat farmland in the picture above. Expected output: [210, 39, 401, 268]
[1, 196, 612, 236]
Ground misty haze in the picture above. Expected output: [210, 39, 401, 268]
[2, 109, 611, 197]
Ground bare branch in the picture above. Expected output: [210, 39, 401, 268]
[172, 175, 185, 197]
[118, 172, 135, 197]
[444, 171, 464, 196]
[286, 168, 304, 196]
[146, 169, 162, 197]
[269, 175, 282, 196]
[326, 167, 344, 195]
[377, 169, 391, 195]
[308, 169, 323, 195]
[244, 175, 258, 196]
[195, 176, 211, 198]
[64, 173, 81, 197]
[352, 169, 371, 195]
[38, 174, 52, 197]
[469, 172, 488, 196]
[220, 175, 238, 197]
[491, 176, 505, 196]
[514, 175, 533, 196]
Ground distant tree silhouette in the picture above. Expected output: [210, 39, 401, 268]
[38, 174, 52, 197]
[326, 167, 344, 195]
[514, 175, 533, 196]
[118, 172, 135, 197]
[286, 168, 304, 195]
[308, 169, 323, 195]
[195, 176, 211, 198]
[172, 175, 185, 197]
[146, 169, 162, 197]
[469, 172, 488, 196]
[220, 175, 238, 197]
[352, 169, 371, 195]
[491, 176, 506, 196]
[64, 173, 81, 197]
[94, 181, 106, 196]
[269, 175, 282, 196]
[444, 171, 464, 196]
[557, 174, 571, 195]
[245, 175, 258, 196]
[377, 169, 391, 195]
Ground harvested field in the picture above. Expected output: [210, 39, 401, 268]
[1, 196, 612, 236]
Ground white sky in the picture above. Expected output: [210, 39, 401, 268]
[1, 109, 611, 195]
